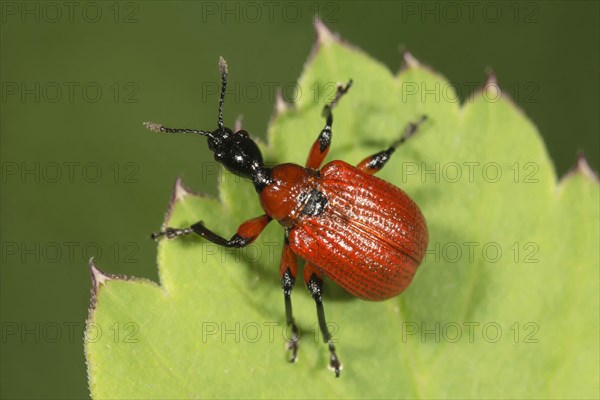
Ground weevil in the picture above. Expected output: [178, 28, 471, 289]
[144, 58, 428, 377]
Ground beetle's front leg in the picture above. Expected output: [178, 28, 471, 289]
[305, 80, 353, 170]
[280, 235, 300, 362]
[151, 214, 272, 248]
[304, 262, 342, 377]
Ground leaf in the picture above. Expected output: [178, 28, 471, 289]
[85, 22, 599, 399]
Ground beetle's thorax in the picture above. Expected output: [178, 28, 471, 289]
[259, 163, 321, 227]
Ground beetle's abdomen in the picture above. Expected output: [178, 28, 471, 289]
[289, 160, 428, 301]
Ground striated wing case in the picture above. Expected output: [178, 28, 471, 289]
[289, 160, 428, 301]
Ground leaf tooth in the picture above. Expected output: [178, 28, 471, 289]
[314, 19, 339, 46]
[162, 177, 208, 226]
[483, 67, 502, 99]
[268, 90, 292, 127]
[88, 258, 130, 308]
[402, 51, 421, 69]
[469, 69, 512, 108]
[563, 151, 599, 183]
[89, 258, 110, 289]
[163, 177, 190, 226]
[306, 20, 346, 67]
[234, 114, 244, 132]
[174, 177, 192, 201]
[275, 90, 291, 114]
[398, 50, 439, 79]
[469, 67, 502, 102]
[576, 152, 597, 178]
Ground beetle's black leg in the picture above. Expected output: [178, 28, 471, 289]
[304, 262, 342, 377]
[356, 115, 427, 175]
[280, 235, 299, 362]
[151, 215, 272, 248]
[306, 80, 353, 170]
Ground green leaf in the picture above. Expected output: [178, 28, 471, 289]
[85, 23, 599, 399]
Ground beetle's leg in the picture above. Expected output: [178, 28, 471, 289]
[280, 235, 300, 362]
[356, 115, 427, 175]
[151, 215, 272, 248]
[305, 80, 353, 170]
[304, 262, 342, 377]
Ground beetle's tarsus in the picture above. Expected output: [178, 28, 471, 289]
[403, 114, 428, 141]
[286, 341, 299, 363]
[328, 342, 342, 377]
[151, 227, 194, 240]
[286, 323, 299, 362]
[321, 79, 353, 118]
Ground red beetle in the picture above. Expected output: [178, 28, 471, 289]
[144, 58, 428, 377]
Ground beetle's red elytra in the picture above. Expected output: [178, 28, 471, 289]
[144, 57, 428, 377]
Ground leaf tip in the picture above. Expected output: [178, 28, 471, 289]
[306, 20, 346, 65]
[162, 177, 202, 223]
[314, 18, 338, 46]
[269, 90, 292, 123]
[158, 175, 213, 229]
[234, 114, 244, 132]
[174, 177, 194, 201]
[485, 66, 498, 86]
[563, 151, 599, 183]
[90, 258, 109, 291]
[483, 67, 501, 99]
[398, 50, 443, 80]
[402, 50, 421, 69]
[88, 258, 125, 307]
[275, 90, 291, 113]
[469, 70, 520, 113]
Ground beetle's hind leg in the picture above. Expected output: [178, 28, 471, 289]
[280, 235, 300, 362]
[304, 262, 342, 377]
[356, 115, 427, 175]
[305, 80, 353, 170]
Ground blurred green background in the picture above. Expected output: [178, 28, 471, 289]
[1, 1, 598, 398]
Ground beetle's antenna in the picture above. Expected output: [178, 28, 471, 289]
[143, 122, 211, 136]
[218, 57, 228, 131]
[143, 58, 230, 140]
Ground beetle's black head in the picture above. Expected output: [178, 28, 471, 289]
[143, 58, 272, 192]
[207, 127, 271, 191]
